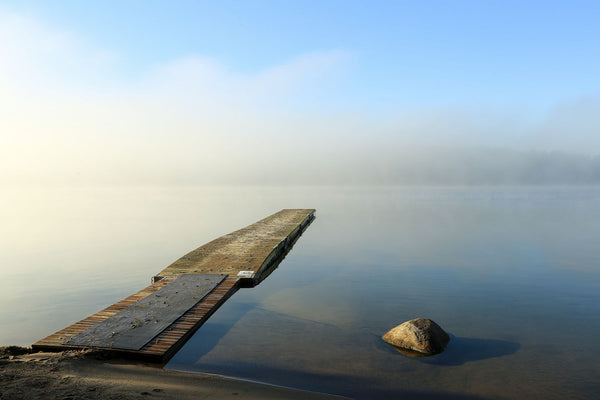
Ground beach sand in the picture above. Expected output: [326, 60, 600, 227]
[0, 346, 347, 400]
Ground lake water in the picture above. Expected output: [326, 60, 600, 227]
[2, 185, 599, 399]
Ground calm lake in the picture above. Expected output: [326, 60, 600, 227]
[2, 185, 599, 399]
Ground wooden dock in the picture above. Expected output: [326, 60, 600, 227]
[32, 209, 315, 362]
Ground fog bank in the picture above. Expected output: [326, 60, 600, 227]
[2, 8, 600, 187]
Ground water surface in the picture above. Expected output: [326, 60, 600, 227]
[2, 186, 599, 399]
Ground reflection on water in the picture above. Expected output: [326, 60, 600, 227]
[2, 186, 600, 399]
[383, 335, 521, 366]
[426, 336, 521, 366]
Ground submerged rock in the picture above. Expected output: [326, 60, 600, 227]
[382, 318, 450, 356]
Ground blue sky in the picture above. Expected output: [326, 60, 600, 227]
[1, 1, 600, 184]
[8, 0, 600, 109]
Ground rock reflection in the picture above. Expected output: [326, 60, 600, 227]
[418, 335, 521, 366]
[388, 345, 434, 358]
[389, 334, 520, 366]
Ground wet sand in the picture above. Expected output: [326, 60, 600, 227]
[0, 347, 347, 400]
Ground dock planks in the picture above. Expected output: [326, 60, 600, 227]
[33, 209, 315, 362]
[155, 208, 315, 282]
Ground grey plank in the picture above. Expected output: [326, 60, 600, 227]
[65, 274, 226, 350]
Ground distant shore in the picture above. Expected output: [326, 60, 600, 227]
[0, 346, 345, 400]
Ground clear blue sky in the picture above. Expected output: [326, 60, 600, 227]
[2, 1, 599, 184]
[6, 0, 600, 109]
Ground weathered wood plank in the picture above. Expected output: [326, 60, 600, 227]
[32, 209, 315, 362]
[155, 209, 315, 282]
[66, 274, 226, 350]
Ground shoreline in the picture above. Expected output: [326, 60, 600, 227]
[0, 346, 347, 400]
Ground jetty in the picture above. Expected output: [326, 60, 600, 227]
[32, 209, 315, 362]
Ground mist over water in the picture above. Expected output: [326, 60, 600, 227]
[2, 8, 600, 188]
[2, 4, 600, 398]
[2, 185, 599, 398]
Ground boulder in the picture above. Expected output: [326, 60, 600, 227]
[382, 318, 450, 356]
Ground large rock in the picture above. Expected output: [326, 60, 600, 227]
[382, 318, 450, 356]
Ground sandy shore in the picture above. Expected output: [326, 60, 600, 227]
[0, 346, 347, 400]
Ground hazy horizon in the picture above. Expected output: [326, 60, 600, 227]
[2, 2, 600, 186]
